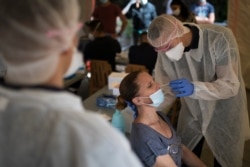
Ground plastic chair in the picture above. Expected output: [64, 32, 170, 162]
[125, 64, 148, 73]
[89, 60, 112, 95]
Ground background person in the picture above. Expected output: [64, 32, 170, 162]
[92, 0, 127, 38]
[124, 0, 157, 45]
[0, 0, 143, 166]
[128, 31, 157, 75]
[147, 14, 250, 167]
[191, 0, 215, 24]
[84, 20, 121, 71]
[170, 0, 197, 23]
[116, 71, 206, 167]
[77, 21, 92, 57]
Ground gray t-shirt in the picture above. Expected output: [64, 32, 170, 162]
[130, 111, 182, 167]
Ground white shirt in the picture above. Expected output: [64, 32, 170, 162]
[0, 86, 142, 167]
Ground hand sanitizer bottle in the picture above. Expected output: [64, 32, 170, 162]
[111, 109, 125, 134]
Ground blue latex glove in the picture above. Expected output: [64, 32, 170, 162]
[169, 79, 194, 97]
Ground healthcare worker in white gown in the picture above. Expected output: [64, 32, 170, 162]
[147, 14, 250, 167]
[0, 0, 142, 167]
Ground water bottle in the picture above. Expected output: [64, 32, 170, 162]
[111, 109, 125, 134]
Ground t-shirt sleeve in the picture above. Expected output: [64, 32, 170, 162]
[131, 126, 169, 167]
[208, 4, 215, 13]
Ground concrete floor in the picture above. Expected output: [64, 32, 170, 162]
[200, 89, 250, 167]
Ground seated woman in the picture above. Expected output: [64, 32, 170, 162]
[116, 71, 206, 167]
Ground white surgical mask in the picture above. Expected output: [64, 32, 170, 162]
[165, 42, 185, 61]
[173, 8, 181, 16]
[140, 89, 165, 108]
[64, 48, 84, 78]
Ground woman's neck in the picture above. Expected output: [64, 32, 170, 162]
[134, 107, 160, 125]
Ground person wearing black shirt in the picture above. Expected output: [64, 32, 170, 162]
[128, 31, 157, 75]
[84, 20, 121, 71]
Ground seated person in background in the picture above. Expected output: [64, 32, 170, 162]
[116, 71, 207, 167]
[128, 31, 157, 75]
[84, 20, 121, 71]
[191, 0, 215, 24]
[170, 0, 197, 23]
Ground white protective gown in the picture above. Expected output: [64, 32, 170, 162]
[0, 86, 142, 167]
[155, 23, 250, 167]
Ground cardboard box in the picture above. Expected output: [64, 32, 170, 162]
[108, 72, 128, 96]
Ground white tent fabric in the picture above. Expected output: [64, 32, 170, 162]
[228, 0, 250, 89]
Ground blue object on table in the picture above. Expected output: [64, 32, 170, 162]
[111, 109, 125, 134]
[169, 78, 194, 97]
[96, 94, 117, 109]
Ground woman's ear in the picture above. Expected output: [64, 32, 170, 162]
[132, 97, 143, 106]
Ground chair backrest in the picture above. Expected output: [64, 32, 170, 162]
[76, 74, 90, 101]
[89, 60, 112, 95]
[125, 64, 148, 73]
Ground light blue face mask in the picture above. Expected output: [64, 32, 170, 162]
[140, 89, 165, 108]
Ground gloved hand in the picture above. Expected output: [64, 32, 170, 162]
[169, 79, 194, 97]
